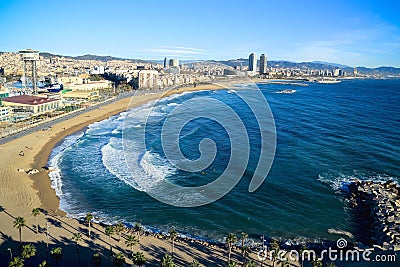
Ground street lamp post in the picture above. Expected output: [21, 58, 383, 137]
[7, 248, 12, 260]
[46, 222, 50, 261]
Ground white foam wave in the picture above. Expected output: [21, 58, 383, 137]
[101, 138, 176, 192]
[318, 171, 399, 191]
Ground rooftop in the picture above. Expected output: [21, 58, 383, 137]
[3, 95, 58, 105]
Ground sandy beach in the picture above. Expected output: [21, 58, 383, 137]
[0, 82, 285, 266]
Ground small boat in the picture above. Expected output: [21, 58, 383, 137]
[317, 79, 341, 84]
[277, 89, 296, 94]
[46, 84, 63, 93]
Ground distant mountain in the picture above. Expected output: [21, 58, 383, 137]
[312, 61, 350, 68]
[39, 52, 151, 63]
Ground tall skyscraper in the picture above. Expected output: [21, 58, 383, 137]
[169, 58, 179, 67]
[259, 54, 267, 74]
[163, 57, 168, 68]
[249, 53, 257, 72]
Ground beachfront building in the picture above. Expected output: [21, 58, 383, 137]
[259, 54, 267, 75]
[138, 70, 159, 89]
[2, 95, 62, 115]
[0, 106, 11, 122]
[62, 90, 100, 105]
[63, 80, 111, 91]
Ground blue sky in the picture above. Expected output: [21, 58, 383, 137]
[0, 0, 399, 67]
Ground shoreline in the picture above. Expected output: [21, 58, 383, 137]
[30, 83, 230, 216]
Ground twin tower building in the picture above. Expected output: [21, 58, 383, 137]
[249, 53, 267, 75]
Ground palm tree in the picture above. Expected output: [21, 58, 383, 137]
[299, 245, 307, 267]
[113, 222, 125, 242]
[105, 225, 115, 251]
[125, 235, 138, 257]
[190, 259, 200, 267]
[50, 247, 62, 267]
[132, 251, 146, 267]
[269, 240, 280, 267]
[21, 243, 36, 259]
[31, 208, 40, 234]
[326, 262, 337, 267]
[72, 232, 83, 252]
[240, 232, 248, 266]
[133, 222, 143, 242]
[92, 252, 102, 267]
[85, 212, 94, 237]
[113, 252, 125, 267]
[245, 259, 255, 267]
[312, 260, 323, 267]
[8, 257, 24, 267]
[13, 217, 26, 247]
[160, 253, 174, 267]
[226, 233, 237, 264]
[72, 231, 83, 266]
[168, 228, 178, 257]
[38, 260, 48, 267]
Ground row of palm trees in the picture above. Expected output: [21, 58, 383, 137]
[9, 209, 338, 267]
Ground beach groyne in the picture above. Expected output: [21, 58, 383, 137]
[346, 180, 400, 251]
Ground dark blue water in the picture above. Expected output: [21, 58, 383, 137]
[49, 79, 400, 243]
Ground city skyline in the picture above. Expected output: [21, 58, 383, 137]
[0, 0, 399, 67]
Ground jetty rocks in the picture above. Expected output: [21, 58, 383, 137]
[346, 180, 400, 251]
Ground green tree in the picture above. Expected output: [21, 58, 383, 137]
[8, 257, 24, 267]
[229, 260, 237, 267]
[226, 233, 237, 264]
[133, 222, 143, 242]
[72, 231, 83, 265]
[240, 232, 248, 267]
[72, 232, 83, 249]
[190, 259, 200, 267]
[245, 259, 255, 267]
[85, 212, 94, 237]
[160, 253, 174, 267]
[168, 228, 178, 257]
[21, 243, 36, 259]
[38, 260, 48, 267]
[326, 262, 337, 267]
[105, 225, 115, 251]
[132, 251, 146, 267]
[113, 252, 125, 267]
[312, 260, 323, 267]
[50, 247, 62, 267]
[92, 253, 102, 267]
[269, 240, 280, 267]
[125, 235, 138, 257]
[31, 208, 40, 234]
[113, 222, 125, 242]
[13, 217, 26, 247]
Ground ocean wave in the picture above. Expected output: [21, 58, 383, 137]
[318, 171, 399, 191]
[101, 137, 176, 192]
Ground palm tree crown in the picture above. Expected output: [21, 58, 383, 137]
[21, 243, 36, 259]
[8, 257, 24, 267]
[133, 251, 146, 267]
[160, 253, 174, 267]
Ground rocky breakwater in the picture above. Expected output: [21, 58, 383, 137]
[346, 180, 400, 251]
